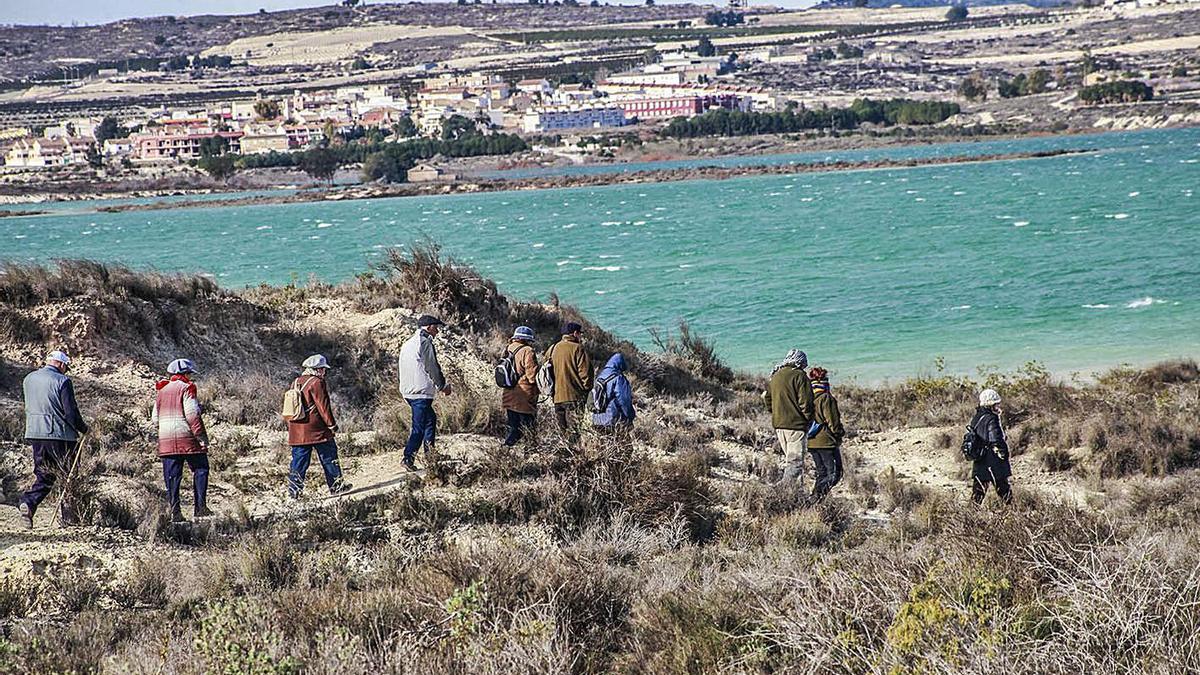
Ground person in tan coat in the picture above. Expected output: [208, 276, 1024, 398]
[546, 322, 593, 446]
[501, 326, 539, 446]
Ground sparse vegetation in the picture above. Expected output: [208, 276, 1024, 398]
[1, 261, 1198, 672]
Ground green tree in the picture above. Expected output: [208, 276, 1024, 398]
[85, 144, 103, 168]
[393, 116, 418, 138]
[696, 37, 716, 58]
[253, 99, 282, 120]
[945, 4, 968, 21]
[1027, 68, 1051, 94]
[440, 114, 477, 141]
[197, 154, 237, 181]
[958, 74, 988, 102]
[350, 56, 369, 70]
[298, 147, 340, 183]
[198, 135, 230, 158]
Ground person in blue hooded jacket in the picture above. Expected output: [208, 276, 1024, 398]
[591, 353, 635, 430]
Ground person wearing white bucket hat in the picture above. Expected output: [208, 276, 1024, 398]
[152, 357, 211, 521]
[285, 354, 350, 498]
[17, 350, 89, 528]
[964, 388, 1013, 504]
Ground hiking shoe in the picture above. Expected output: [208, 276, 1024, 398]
[170, 510, 187, 524]
[194, 506, 215, 518]
[17, 502, 33, 529]
[403, 458, 418, 472]
[330, 481, 353, 495]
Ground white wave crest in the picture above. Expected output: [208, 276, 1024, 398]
[1126, 297, 1163, 309]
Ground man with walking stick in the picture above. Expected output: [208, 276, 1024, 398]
[17, 350, 89, 529]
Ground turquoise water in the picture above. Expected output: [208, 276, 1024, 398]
[3, 128, 1199, 381]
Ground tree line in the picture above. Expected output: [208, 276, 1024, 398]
[1078, 80, 1154, 105]
[660, 99, 961, 138]
[196, 117, 527, 183]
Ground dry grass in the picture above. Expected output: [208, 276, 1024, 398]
[3, 262, 1200, 673]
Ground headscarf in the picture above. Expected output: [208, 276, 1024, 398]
[771, 349, 808, 376]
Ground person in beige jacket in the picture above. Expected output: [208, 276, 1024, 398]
[546, 322, 594, 446]
[501, 326, 539, 446]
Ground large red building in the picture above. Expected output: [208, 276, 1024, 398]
[614, 94, 748, 121]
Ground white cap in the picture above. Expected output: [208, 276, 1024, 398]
[302, 354, 331, 370]
[167, 358, 197, 375]
[979, 389, 1002, 407]
[46, 350, 71, 366]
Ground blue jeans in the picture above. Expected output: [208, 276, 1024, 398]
[289, 440, 345, 497]
[162, 454, 209, 515]
[404, 398, 436, 462]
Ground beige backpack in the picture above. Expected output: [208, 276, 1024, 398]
[281, 377, 316, 422]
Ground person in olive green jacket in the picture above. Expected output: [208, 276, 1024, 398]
[762, 349, 814, 488]
[546, 322, 594, 446]
[807, 367, 845, 500]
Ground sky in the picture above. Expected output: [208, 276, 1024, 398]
[3, 0, 801, 27]
[3, 1, 335, 26]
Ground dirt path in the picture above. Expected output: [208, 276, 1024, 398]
[850, 426, 1094, 505]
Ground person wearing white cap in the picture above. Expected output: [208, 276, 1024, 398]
[285, 354, 350, 498]
[17, 350, 89, 528]
[152, 358, 212, 521]
[965, 388, 1013, 504]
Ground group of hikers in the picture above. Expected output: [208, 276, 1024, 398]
[14, 318, 1013, 527]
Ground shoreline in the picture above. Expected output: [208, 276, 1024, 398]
[0, 123, 1176, 210]
[55, 148, 1088, 215]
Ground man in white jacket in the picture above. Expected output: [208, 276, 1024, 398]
[398, 315, 452, 471]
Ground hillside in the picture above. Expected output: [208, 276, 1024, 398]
[0, 252, 1199, 672]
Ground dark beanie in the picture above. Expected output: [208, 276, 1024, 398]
[562, 321, 583, 335]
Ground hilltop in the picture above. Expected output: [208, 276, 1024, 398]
[0, 252, 1198, 671]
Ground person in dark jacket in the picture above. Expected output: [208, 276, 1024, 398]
[969, 388, 1012, 504]
[18, 350, 89, 529]
[807, 367, 845, 500]
[285, 355, 351, 499]
[762, 349, 814, 488]
[592, 353, 635, 431]
[151, 358, 212, 522]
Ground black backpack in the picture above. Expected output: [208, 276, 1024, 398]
[494, 345, 530, 389]
[961, 416, 986, 461]
[588, 374, 618, 415]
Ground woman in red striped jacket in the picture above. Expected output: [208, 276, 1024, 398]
[152, 358, 212, 522]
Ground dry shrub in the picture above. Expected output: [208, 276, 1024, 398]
[371, 242, 509, 331]
[0, 259, 220, 308]
[240, 535, 301, 590]
[649, 320, 733, 385]
[118, 557, 170, 609]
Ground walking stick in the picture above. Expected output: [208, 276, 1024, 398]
[49, 433, 87, 529]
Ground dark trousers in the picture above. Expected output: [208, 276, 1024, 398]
[972, 470, 1013, 504]
[404, 398, 437, 461]
[811, 448, 843, 500]
[21, 439, 78, 517]
[162, 453, 210, 516]
[503, 409, 537, 446]
[554, 402, 582, 446]
[288, 440, 345, 497]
